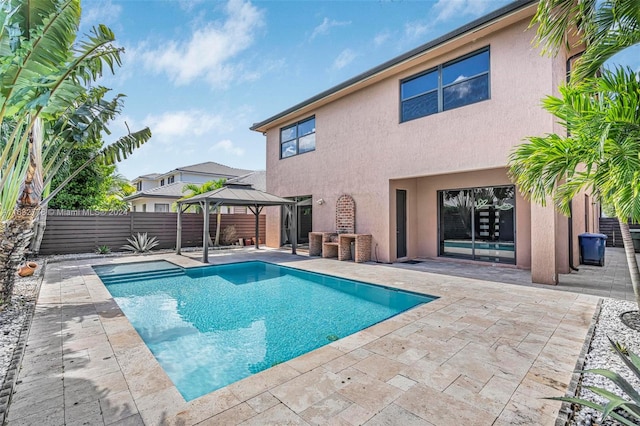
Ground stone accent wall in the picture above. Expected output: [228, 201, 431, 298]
[336, 194, 355, 234]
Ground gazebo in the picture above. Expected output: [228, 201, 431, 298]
[176, 183, 296, 263]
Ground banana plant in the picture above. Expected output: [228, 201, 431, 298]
[0, 0, 151, 303]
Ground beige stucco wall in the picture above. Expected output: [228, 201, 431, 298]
[263, 15, 577, 282]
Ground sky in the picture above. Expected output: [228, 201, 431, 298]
[80, 0, 640, 181]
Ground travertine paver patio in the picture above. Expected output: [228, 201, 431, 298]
[6, 250, 599, 425]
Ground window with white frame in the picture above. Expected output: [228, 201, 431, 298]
[154, 203, 170, 212]
[280, 116, 315, 159]
[401, 47, 490, 122]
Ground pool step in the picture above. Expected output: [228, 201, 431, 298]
[99, 268, 184, 285]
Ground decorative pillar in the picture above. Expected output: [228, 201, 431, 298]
[530, 201, 558, 284]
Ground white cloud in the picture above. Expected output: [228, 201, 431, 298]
[209, 139, 245, 156]
[81, 0, 122, 27]
[332, 49, 357, 70]
[373, 31, 390, 47]
[142, 110, 230, 144]
[178, 0, 205, 12]
[404, 21, 430, 40]
[140, 0, 264, 88]
[310, 17, 351, 40]
[432, 0, 494, 22]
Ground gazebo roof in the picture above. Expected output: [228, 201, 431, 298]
[177, 183, 293, 207]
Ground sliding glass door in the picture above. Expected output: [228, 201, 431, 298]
[281, 196, 312, 246]
[439, 185, 515, 264]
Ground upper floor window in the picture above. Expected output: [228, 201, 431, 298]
[168, 175, 175, 184]
[280, 116, 315, 159]
[401, 47, 490, 122]
[136, 182, 142, 191]
[160, 178, 165, 186]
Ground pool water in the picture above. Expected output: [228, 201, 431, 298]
[443, 241, 514, 251]
[95, 260, 435, 401]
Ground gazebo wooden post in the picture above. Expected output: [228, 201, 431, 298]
[291, 202, 297, 255]
[202, 200, 209, 263]
[247, 205, 260, 249]
[176, 203, 182, 254]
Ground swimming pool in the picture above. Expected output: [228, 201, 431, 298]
[94, 260, 436, 401]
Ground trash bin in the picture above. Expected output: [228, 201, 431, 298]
[630, 229, 640, 253]
[578, 233, 608, 266]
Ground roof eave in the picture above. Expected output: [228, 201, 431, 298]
[124, 193, 182, 201]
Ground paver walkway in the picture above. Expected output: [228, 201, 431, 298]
[390, 246, 637, 301]
[6, 250, 599, 425]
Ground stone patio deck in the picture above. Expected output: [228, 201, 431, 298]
[6, 250, 599, 425]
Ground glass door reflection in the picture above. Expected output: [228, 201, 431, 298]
[439, 186, 515, 264]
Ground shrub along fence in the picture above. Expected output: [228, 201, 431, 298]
[39, 210, 266, 255]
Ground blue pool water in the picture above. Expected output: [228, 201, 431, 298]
[444, 241, 515, 251]
[95, 260, 435, 401]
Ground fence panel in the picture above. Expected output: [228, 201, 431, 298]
[39, 210, 265, 255]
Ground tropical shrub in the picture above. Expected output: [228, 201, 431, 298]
[221, 225, 238, 246]
[122, 233, 159, 253]
[95, 245, 111, 255]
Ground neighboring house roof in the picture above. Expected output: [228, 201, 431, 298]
[133, 173, 161, 181]
[124, 182, 190, 201]
[250, 0, 536, 133]
[127, 161, 257, 202]
[124, 174, 265, 202]
[131, 162, 254, 183]
[227, 171, 266, 192]
[168, 161, 252, 177]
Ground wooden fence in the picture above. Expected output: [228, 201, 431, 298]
[599, 217, 640, 247]
[39, 210, 266, 255]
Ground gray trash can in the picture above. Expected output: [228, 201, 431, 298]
[630, 229, 640, 253]
[578, 233, 607, 266]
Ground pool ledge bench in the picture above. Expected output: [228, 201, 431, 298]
[309, 232, 372, 263]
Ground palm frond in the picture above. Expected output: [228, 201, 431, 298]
[531, 0, 597, 56]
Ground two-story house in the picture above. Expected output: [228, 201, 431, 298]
[251, 0, 597, 284]
[126, 162, 255, 213]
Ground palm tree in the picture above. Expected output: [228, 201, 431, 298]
[509, 67, 640, 308]
[0, 0, 151, 304]
[520, 0, 640, 310]
[95, 172, 136, 211]
[532, 0, 640, 80]
[181, 179, 227, 246]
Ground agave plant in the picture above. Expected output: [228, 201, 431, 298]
[549, 337, 640, 425]
[121, 233, 159, 253]
[95, 245, 111, 255]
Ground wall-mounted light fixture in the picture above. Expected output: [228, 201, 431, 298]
[316, 198, 325, 205]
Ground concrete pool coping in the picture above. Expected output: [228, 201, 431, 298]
[6, 250, 599, 425]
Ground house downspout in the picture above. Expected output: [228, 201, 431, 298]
[567, 53, 583, 272]
[568, 201, 579, 271]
